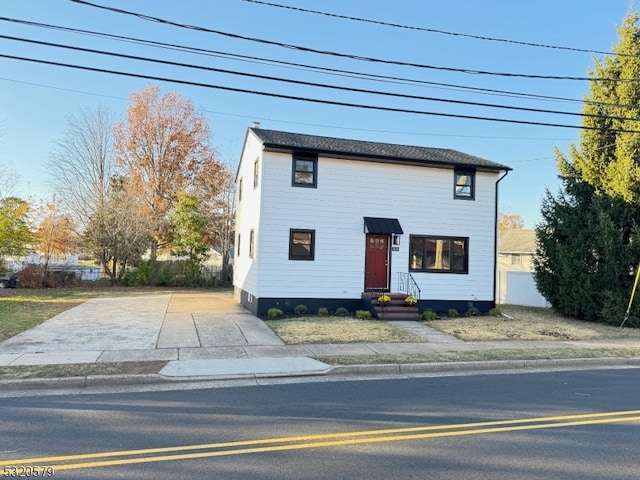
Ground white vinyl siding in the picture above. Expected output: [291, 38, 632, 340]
[250, 152, 498, 301]
[233, 132, 263, 299]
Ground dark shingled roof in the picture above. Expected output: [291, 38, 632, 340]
[251, 128, 511, 171]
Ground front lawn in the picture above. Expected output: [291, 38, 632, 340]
[0, 290, 95, 341]
[426, 305, 640, 341]
[265, 316, 425, 344]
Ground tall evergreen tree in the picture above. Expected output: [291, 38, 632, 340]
[534, 11, 640, 326]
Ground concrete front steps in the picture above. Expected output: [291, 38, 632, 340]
[363, 292, 422, 321]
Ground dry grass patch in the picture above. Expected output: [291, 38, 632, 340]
[426, 305, 640, 341]
[265, 316, 425, 344]
[319, 347, 640, 365]
[0, 291, 93, 341]
[0, 361, 167, 380]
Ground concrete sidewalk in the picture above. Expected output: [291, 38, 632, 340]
[1, 292, 640, 390]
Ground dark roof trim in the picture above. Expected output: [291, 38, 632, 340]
[364, 217, 404, 235]
[250, 128, 511, 172]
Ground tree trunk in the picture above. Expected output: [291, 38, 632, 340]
[117, 259, 128, 282]
[99, 250, 115, 286]
[111, 256, 117, 286]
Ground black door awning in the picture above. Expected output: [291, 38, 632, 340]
[363, 217, 404, 235]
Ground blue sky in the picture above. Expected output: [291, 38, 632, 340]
[0, 0, 634, 227]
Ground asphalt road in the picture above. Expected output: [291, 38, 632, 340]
[2, 369, 640, 479]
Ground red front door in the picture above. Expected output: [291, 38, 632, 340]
[365, 234, 390, 290]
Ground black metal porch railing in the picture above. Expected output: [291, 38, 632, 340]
[398, 272, 421, 300]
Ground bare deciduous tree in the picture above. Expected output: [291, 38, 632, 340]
[0, 162, 19, 203]
[84, 183, 152, 285]
[195, 163, 235, 281]
[0, 127, 19, 202]
[47, 105, 115, 230]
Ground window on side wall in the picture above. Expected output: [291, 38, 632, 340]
[253, 159, 259, 188]
[292, 154, 318, 187]
[249, 230, 255, 258]
[409, 236, 468, 273]
[289, 229, 315, 260]
[238, 178, 243, 201]
[454, 170, 475, 200]
[237, 233, 241, 257]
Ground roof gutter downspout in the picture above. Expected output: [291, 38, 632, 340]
[493, 170, 510, 308]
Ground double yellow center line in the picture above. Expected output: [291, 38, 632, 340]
[3, 410, 640, 472]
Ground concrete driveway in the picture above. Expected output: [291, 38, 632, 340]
[0, 291, 334, 381]
[0, 291, 284, 355]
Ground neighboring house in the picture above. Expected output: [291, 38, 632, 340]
[233, 127, 511, 316]
[208, 247, 235, 268]
[206, 247, 234, 280]
[498, 229, 536, 273]
[497, 229, 549, 307]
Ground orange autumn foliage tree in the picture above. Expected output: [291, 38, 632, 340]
[114, 84, 221, 260]
[36, 198, 80, 275]
[498, 211, 525, 230]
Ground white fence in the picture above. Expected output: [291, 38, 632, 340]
[47, 265, 102, 281]
[25, 253, 79, 266]
[498, 271, 550, 308]
[4, 256, 102, 281]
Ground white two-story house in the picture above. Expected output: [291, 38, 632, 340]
[234, 127, 511, 316]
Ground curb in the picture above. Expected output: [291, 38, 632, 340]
[330, 357, 640, 376]
[0, 376, 87, 390]
[0, 374, 169, 391]
[2, 357, 640, 391]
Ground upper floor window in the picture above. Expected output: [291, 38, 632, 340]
[410, 235, 468, 273]
[454, 170, 475, 199]
[253, 159, 259, 188]
[292, 155, 318, 188]
[289, 229, 315, 260]
[238, 178, 243, 201]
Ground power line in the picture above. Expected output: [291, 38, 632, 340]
[244, 0, 629, 58]
[0, 76, 127, 101]
[4, 34, 624, 121]
[1, 16, 602, 106]
[0, 77, 573, 142]
[511, 141, 621, 163]
[4, 52, 640, 133]
[68, 0, 636, 82]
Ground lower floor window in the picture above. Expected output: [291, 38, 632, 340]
[410, 235, 468, 273]
[289, 229, 315, 260]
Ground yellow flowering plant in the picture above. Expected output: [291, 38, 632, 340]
[404, 296, 418, 306]
[377, 294, 391, 305]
